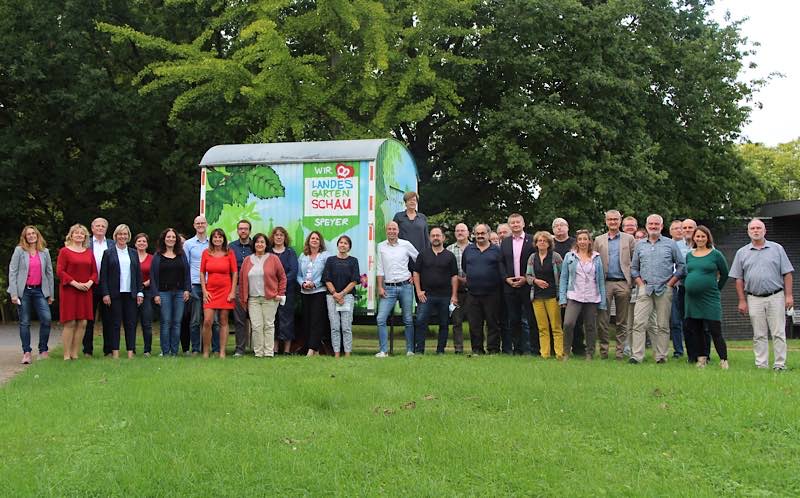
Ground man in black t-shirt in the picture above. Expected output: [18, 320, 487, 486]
[413, 227, 459, 354]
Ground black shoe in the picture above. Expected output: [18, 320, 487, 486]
[628, 358, 640, 364]
[656, 358, 666, 364]
[454, 350, 463, 355]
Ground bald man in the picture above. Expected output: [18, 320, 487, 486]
[375, 221, 419, 356]
[729, 219, 794, 370]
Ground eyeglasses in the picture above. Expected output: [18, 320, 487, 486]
[474, 232, 487, 236]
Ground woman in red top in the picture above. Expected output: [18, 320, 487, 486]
[200, 228, 238, 358]
[57, 224, 98, 360]
[134, 233, 154, 356]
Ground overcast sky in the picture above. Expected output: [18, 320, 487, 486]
[710, 0, 799, 146]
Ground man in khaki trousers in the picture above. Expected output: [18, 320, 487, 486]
[629, 214, 685, 364]
[594, 210, 636, 360]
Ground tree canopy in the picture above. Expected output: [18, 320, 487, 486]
[738, 140, 800, 202]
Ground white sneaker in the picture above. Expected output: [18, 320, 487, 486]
[406, 351, 415, 357]
[374, 351, 388, 358]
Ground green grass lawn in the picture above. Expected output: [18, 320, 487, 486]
[2, 330, 799, 496]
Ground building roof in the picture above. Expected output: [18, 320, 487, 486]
[758, 200, 800, 218]
[199, 139, 392, 167]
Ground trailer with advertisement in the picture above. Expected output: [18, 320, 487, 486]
[198, 139, 418, 315]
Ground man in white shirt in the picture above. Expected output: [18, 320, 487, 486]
[375, 221, 419, 357]
[83, 217, 113, 356]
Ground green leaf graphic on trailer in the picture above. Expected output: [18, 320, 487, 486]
[206, 165, 285, 224]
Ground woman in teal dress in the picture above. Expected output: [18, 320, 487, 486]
[683, 225, 729, 369]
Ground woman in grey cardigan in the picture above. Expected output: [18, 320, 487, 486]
[7, 226, 54, 364]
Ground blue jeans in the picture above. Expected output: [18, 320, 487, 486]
[670, 286, 685, 357]
[18, 286, 52, 353]
[190, 284, 219, 353]
[137, 293, 154, 353]
[415, 295, 451, 353]
[376, 282, 414, 353]
[159, 291, 186, 356]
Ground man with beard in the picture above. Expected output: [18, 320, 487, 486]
[630, 214, 685, 364]
[462, 223, 503, 354]
[413, 227, 459, 354]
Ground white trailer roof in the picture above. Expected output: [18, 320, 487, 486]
[199, 139, 391, 166]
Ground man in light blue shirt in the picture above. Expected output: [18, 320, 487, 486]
[184, 216, 219, 354]
[629, 214, 685, 364]
[729, 218, 794, 370]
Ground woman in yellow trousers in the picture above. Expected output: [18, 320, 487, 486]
[526, 231, 564, 359]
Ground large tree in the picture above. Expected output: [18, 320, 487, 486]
[424, 0, 766, 229]
[0, 0, 221, 277]
[738, 139, 800, 202]
[100, 0, 764, 232]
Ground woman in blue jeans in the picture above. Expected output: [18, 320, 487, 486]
[7, 225, 54, 364]
[150, 228, 191, 356]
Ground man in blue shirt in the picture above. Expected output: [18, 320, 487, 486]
[729, 218, 794, 370]
[229, 219, 253, 357]
[462, 223, 504, 354]
[184, 216, 219, 354]
[594, 210, 636, 360]
[630, 214, 685, 364]
[668, 219, 688, 359]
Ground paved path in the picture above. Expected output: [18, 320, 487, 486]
[0, 322, 61, 386]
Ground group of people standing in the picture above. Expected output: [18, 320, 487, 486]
[7, 194, 795, 369]
[375, 205, 794, 370]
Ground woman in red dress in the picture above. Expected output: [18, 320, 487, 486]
[56, 224, 98, 360]
[200, 228, 238, 358]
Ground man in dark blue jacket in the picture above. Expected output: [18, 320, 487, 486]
[462, 223, 503, 354]
[500, 213, 536, 355]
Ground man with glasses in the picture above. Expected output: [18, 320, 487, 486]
[462, 223, 503, 354]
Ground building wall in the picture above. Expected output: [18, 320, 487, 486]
[716, 215, 800, 340]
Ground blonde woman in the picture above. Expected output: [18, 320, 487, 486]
[56, 224, 97, 360]
[526, 231, 564, 359]
[99, 224, 144, 359]
[8, 226, 54, 364]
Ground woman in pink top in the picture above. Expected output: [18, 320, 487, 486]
[238, 233, 287, 357]
[7, 225, 55, 364]
[558, 230, 607, 359]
